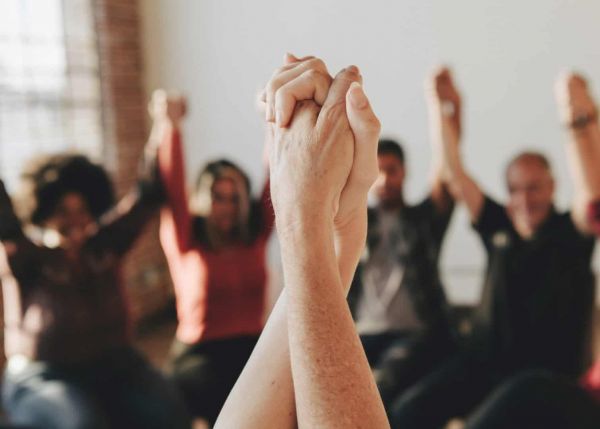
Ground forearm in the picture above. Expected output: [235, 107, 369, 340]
[157, 123, 193, 249]
[430, 108, 483, 220]
[215, 293, 296, 429]
[216, 219, 367, 429]
[566, 122, 600, 232]
[0, 180, 24, 241]
[334, 205, 368, 288]
[430, 166, 454, 214]
[135, 120, 172, 206]
[567, 121, 600, 195]
[280, 216, 388, 429]
[90, 121, 174, 253]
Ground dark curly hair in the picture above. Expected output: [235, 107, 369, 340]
[17, 154, 115, 226]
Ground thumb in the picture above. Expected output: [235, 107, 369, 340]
[346, 82, 381, 186]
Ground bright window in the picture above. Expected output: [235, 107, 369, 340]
[0, 0, 103, 190]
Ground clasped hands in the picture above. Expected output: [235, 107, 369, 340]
[260, 54, 381, 269]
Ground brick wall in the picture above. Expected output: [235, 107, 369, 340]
[93, 0, 174, 324]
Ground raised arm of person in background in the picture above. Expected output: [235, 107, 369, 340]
[145, 91, 194, 258]
[428, 73, 457, 215]
[426, 68, 485, 222]
[0, 179, 38, 284]
[215, 55, 388, 429]
[0, 181, 27, 245]
[555, 73, 600, 236]
[88, 92, 184, 256]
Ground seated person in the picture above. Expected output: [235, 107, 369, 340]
[388, 69, 600, 428]
[0, 99, 190, 429]
[461, 369, 600, 429]
[457, 71, 600, 429]
[214, 54, 390, 428]
[348, 135, 456, 409]
[149, 90, 274, 425]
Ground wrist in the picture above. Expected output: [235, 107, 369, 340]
[565, 109, 598, 131]
[276, 208, 334, 242]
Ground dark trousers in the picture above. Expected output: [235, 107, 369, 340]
[361, 330, 456, 412]
[167, 335, 258, 425]
[464, 371, 600, 429]
[2, 347, 191, 429]
[388, 350, 506, 429]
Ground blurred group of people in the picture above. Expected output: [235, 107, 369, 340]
[0, 90, 274, 428]
[352, 69, 600, 429]
[1, 54, 600, 429]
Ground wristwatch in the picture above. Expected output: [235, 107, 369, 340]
[568, 109, 598, 130]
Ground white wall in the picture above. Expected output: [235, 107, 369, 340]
[140, 0, 600, 304]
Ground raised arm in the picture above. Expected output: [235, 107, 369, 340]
[0, 180, 42, 290]
[555, 73, 600, 235]
[427, 72, 457, 215]
[273, 64, 387, 428]
[426, 68, 485, 223]
[215, 56, 387, 429]
[147, 91, 193, 253]
[216, 56, 330, 428]
[0, 181, 25, 243]
[87, 97, 178, 255]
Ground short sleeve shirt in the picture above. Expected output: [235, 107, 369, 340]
[471, 196, 596, 376]
[354, 196, 453, 336]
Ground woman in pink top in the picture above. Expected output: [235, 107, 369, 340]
[153, 91, 274, 424]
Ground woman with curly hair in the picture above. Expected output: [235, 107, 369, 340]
[0, 100, 190, 429]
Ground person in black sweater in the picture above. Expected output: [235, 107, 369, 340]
[389, 69, 600, 429]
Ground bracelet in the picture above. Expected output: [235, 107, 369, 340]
[567, 109, 598, 130]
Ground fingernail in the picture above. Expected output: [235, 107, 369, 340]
[346, 65, 360, 74]
[275, 109, 283, 127]
[349, 82, 368, 109]
[284, 52, 296, 63]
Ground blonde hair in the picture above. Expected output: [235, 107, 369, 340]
[190, 159, 252, 248]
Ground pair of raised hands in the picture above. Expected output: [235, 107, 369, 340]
[260, 54, 381, 245]
[426, 67, 598, 135]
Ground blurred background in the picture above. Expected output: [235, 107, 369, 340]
[2, 0, 600, 352]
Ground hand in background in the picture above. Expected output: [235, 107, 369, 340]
[149, 89, 187, 127]
[555, 72, 598, 128]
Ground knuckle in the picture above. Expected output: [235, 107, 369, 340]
[304, 69, 332, 88]
[304, 68, 320, 79]
[366, 116, 382, 135]
[271, 66, 287, 78]
[306, 58, 326, 72]
[322, 102, 346, 123]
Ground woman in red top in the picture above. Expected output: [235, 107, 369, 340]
[154, 91, 274, 424]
